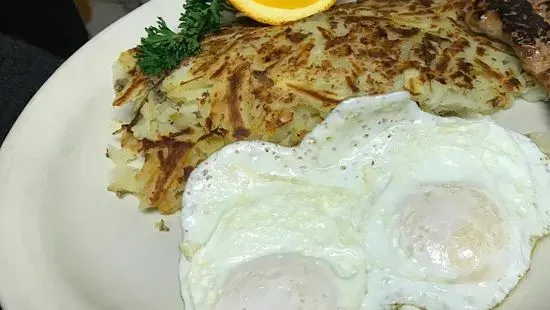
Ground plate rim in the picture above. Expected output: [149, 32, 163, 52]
[0, 0, 182, 308]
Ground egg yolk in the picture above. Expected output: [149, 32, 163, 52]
[252, 0, 319, 9]
[396, 185, 510, 282]
[213, 254, 338, 310]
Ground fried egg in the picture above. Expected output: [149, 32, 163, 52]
[180, 91, 550, 309]
[180, 156, 369, 309]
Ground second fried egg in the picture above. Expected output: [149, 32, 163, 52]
[180, 91, 550, 309]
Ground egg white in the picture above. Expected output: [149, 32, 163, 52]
[360, 120, 547, 308]
[180, 143, 370, 309]
[180, 91, 550, 310]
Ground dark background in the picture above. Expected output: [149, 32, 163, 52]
[0, 0, 88, 146]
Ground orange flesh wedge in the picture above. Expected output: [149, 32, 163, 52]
[252, 0, 320, 9]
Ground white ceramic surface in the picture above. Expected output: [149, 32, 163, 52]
[0, 0, 549, 309]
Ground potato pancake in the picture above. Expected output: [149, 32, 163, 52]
[109, 0, 548, 214]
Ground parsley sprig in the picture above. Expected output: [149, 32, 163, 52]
[135, 0, 234, 76]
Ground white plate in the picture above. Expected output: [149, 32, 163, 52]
[0, 0, 550, 309]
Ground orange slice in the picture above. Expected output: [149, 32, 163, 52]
[228, 0, 337, 25]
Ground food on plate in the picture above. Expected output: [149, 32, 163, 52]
[464, 0, 550, 90]
[179, 92, 550, 309]
[134, 0, 346, 75]
[155, 219, 170, 232]
[530, 0, 550, 21]
[134, 0, 234, 76]
[527, 131, 550, 154]
[109, 0, 548, 214]
[227, 0, 337, 25]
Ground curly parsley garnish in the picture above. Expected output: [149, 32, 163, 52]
[135, 0, 234, 76]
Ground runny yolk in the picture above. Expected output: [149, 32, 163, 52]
[252, 0, 319, 9]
